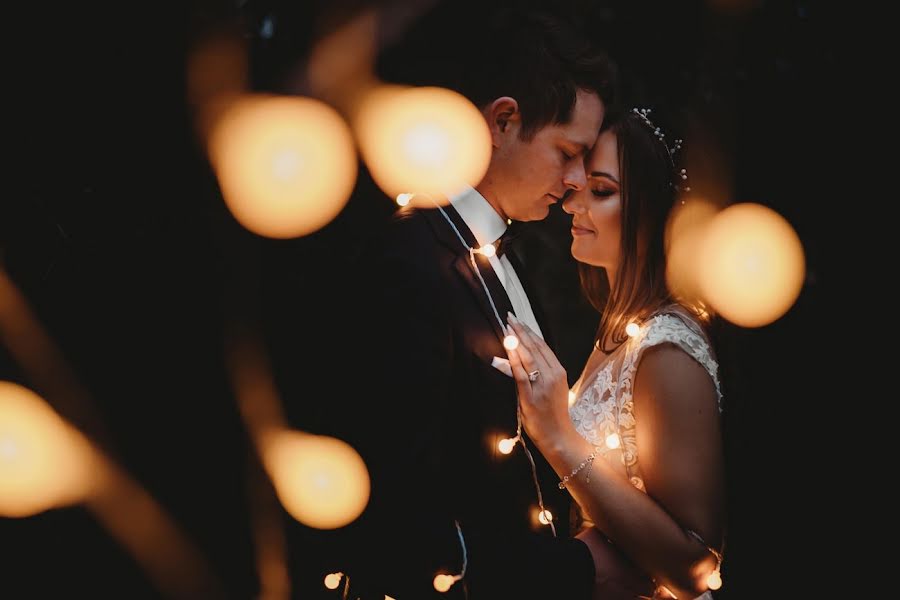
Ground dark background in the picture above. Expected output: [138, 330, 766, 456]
[3, 0, 833, 598]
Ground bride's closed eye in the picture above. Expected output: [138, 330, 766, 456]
[591, 188, 616, 198]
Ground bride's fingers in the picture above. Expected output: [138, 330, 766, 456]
[506, 316, 547, 372]
[505, 322, 540, 375]
[507, 348, 531, 396]
[508, 313, 558, 369]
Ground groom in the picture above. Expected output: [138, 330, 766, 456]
[334, 10, 617, 599]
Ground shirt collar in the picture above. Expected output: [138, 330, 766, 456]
[447, 185, 508, 248]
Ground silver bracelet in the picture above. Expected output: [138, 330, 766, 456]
[558, 450, 598, 489]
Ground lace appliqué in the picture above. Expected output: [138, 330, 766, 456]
[569, 312, 722, 492]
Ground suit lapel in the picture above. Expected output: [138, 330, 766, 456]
[421, 206, 514, 343]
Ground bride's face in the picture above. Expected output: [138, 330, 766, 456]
[562, 129, 621, 270]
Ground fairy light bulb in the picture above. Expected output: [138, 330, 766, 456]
[568, 390, 576, 406]
[605, 433, 620, 449]
[479, 243, 496, 257]
[503, 335, 519, 350]
[324, 572, 342, 590]
[396, 193, 413, 207]
[498, 437, 517, 454]
[707, 569, 722, 590]
[538, 509, 553, 525]
[433, 574, 456, 593]
[625, 322, 640, 337]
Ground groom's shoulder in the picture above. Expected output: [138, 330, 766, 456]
[376, 205, 442, 248]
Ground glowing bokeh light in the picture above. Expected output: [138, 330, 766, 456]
[568, 390, 576, 406]
[497, 437, 516, 455]
[698, 203, 805, 327]
[0, 382, 95, 517]
[479, 243, 496, 258]
[707, 570, 723, 590]
[665, 198, 719, 306]
[503, 335, 519, 351]
[323, 572, 342, 590]
[433, 574, 456, 593]
[538, 509, 553, 525]
[262, 430, 369, 529]
[625, 322, 640, 337]
[209, 95, 357, 238]
[354, 86, 492, 200]
[396, 193, 413, 207]
[605, 433, 621, 450]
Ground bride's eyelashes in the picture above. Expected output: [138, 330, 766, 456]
[591, 188, 616, 198]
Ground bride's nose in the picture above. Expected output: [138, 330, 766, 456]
[562, 190, 585, 215]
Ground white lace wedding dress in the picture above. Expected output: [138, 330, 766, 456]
[568, 308, 722, 599]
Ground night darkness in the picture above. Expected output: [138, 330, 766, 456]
[4, 1, 834, 598]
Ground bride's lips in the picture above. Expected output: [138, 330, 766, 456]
[571, 224, 594, 236]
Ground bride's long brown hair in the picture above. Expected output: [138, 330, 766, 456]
[579, 109, 708, 353]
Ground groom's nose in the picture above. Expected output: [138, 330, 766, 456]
[562, 163, 587, 191]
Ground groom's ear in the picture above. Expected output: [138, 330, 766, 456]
[485, 97, 521, 147]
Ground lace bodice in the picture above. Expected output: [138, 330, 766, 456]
[569, 310, 722, 493]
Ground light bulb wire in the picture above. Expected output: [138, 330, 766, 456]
[433, 200, 559, 554]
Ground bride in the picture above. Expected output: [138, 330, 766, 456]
[507, 107, 725, 599]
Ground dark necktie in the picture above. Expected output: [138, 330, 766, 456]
[495, 222, 523, 258]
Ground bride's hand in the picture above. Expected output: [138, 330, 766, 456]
[505, 313, 573, 449]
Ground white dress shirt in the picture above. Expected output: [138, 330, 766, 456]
[448, 186, 544, 339]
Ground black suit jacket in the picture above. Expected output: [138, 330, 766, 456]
[333, 204, 594, 599]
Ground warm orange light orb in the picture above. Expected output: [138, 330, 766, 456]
[707, 570, 723, 590]
[209, 95, 357, 238]
[538, 509, 553, 525]
[263, 431, 370, 529]
[396, 193, 413, 207]
[503, 335, 519, 351]
[665, 198, 719, 305]
[479, 243, 496, 258]
[699, 203, 805, 327]
[323, 572, 343, 590]
[355, 86, 492, 200]
[0, 382, 95, 517]
[433, 574, 456, 593]
[625, 322, 640, 337]
[605, 433, 621, 450]
[498, 438, 516, 455]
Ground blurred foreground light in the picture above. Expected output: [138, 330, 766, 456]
[263, 431, 369, 529]
[699, 203, 805, 327]
[355, 86, 491, 201]
[625, 322, 640, 338]
[538, 509, 553, 525]
[209, 95, 357, 238]
[665, 198, 719, 306]
[568, 390, 576, 406]
[0, 382, 96, 517]
[503, 335, 519, 351]
[605, 433, 621, 450]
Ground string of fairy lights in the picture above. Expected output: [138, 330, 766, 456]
[322, 195, 725, 596]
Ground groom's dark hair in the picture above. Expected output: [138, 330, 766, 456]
[458, 9, 617, 140]
[377, 7, 617, 141]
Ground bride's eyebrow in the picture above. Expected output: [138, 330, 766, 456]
[589, 171, 620, 184]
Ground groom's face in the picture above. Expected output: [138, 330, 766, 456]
[492, 90, 604, 222]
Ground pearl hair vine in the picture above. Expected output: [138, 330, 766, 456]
[630, 108, 691, 195]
